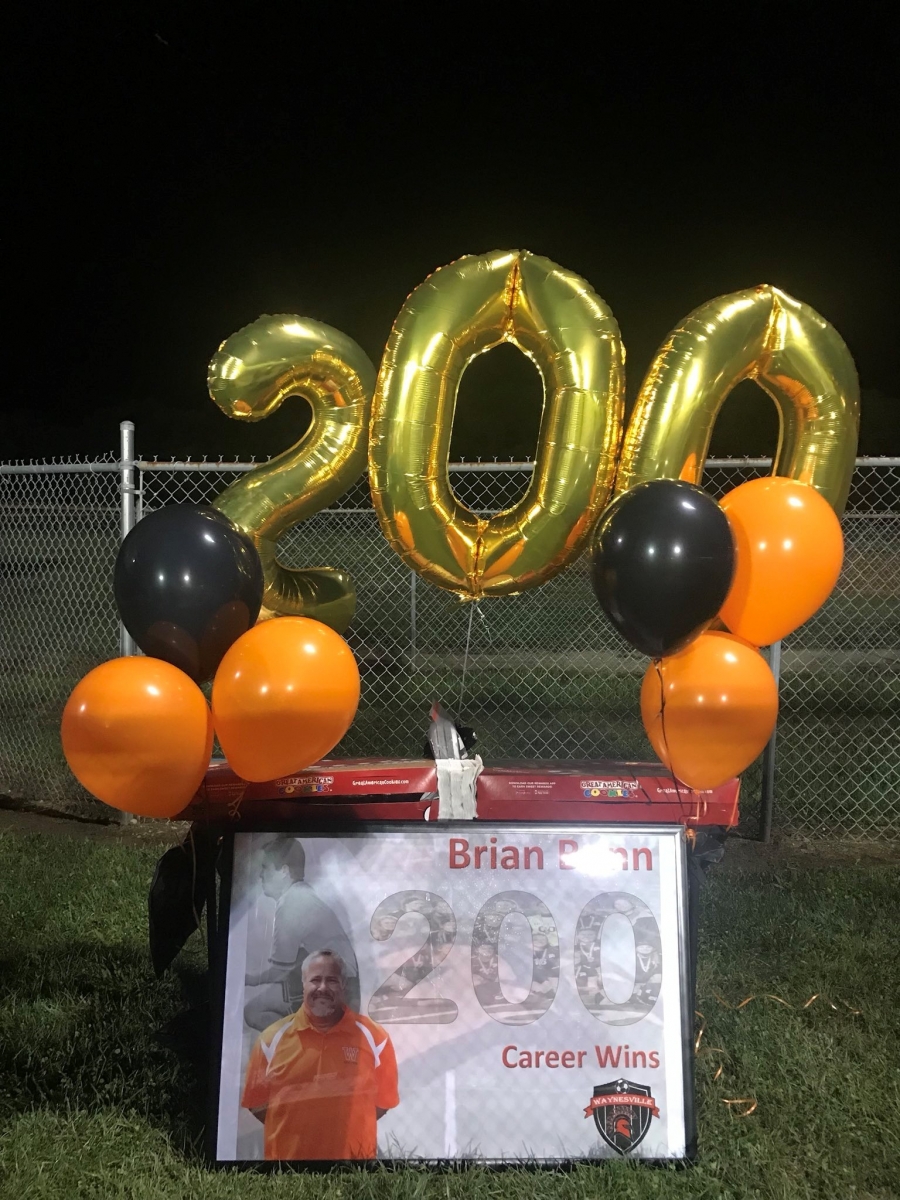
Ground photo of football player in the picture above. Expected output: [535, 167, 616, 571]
[244, 837, 360, 1030]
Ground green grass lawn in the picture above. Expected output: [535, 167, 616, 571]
[0, 828, 897, 1199]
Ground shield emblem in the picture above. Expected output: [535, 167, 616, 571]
[585, 1078, 659, 1154]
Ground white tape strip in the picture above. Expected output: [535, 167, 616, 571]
[434, 754, 483, 820]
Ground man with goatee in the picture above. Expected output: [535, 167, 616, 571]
[242, 949, 399, 1160]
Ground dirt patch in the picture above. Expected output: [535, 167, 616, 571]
[0, 799, 189, 847]
[717, 833, 900, 871]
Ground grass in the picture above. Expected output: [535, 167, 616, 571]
[0, 829, 898, 1198]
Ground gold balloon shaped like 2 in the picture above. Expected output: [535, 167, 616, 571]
[208, 315, 376, 632]
[208, 255, 860, 617]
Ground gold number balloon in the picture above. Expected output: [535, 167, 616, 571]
[209, 315, 376, 632]
[209, 271, 860, 620]
[616, 285, 860, 514]
[369, 251, 624, 598]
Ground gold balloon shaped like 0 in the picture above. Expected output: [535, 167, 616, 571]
[209, 315, 377, 632]
[369, 250, 625, 598]
[211, 616, 361, 783]
[616, 285, 860, 515]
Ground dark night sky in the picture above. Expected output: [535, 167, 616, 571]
[9, 5, 899, 462]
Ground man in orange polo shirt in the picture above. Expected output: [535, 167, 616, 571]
[242, 949, 399, 1160]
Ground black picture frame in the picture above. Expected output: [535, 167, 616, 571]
[207, 820, 697, 1169]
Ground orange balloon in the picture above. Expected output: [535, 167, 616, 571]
[212, 617, 360, 782]
[719, 478, 843, 645]
[640, 631, 778, 790]
[61, 657, 213, 817]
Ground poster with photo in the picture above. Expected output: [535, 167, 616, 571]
[212, 824, 694, 1164]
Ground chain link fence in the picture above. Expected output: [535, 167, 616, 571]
[0, 456, 121, 811]
[2, 448, 898, 841]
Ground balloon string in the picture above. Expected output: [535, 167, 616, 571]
[188, 825, 201, 935]
[654, 659, 696, 823]
[695, 990, 862, 1117]
[198, 779, 209, 822]
[475, 601, 494, 646]
[457, 602, 477, 712]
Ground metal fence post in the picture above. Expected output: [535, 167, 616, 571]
[119, 421, 136, 658]
[759, 640, 782, 842]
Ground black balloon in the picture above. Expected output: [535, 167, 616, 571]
[590, 480, 735, 658]
[114, 506, 264, 682]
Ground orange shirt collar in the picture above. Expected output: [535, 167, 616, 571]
[288, 1006, 356, 1036]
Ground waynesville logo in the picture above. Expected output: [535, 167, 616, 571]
[584, 1078, 659, 1154]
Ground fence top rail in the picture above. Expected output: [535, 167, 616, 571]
[2, 456, 899, 476]
[0, 461, 121, 476]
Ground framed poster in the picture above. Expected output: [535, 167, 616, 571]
[211, 823, 695, 1165]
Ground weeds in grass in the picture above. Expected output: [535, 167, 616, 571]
[0, 832, 898, 1197]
